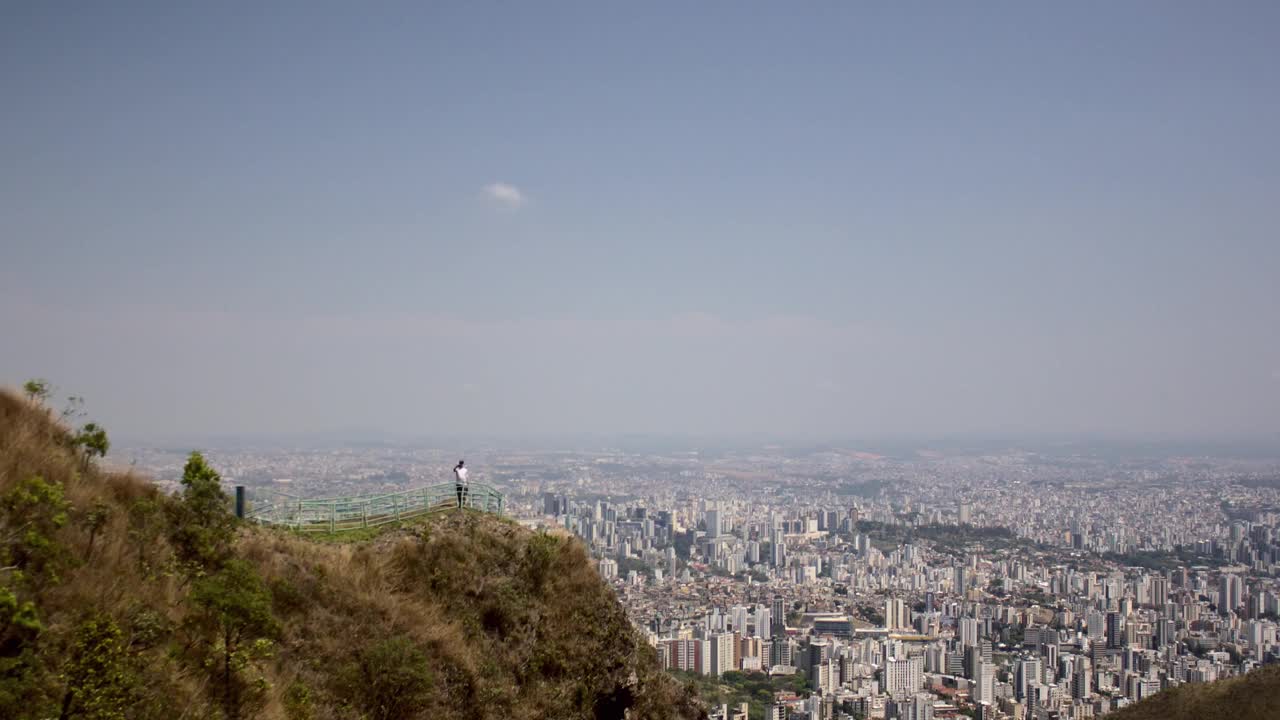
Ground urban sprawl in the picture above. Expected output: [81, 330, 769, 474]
[127, 442, 1280, 720]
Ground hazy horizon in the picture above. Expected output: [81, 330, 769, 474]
[4, 3, 1279, 440]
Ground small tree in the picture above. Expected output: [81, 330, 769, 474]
[168, 453, 236, 572]
[81, 503, 111, 562]
[22, 379, 51, 404]
[190, 560, 279, 720]
[126, 498, 164, 573]
[72, 423, 110, 466]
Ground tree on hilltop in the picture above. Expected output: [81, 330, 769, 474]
[168, 452, 236, 572]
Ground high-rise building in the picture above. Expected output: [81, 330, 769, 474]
[1175, 567, 1190, 587]
[1072, 658, 1092, 700]
[1150, 576, 1169, 607]
[1220, 574, 1244, 616]
[965, 645, 981, 679]
[1105, 611, 1123, 649]
[706, 509, 721, 539]
[757, 607, 773, 641]
[809, 657, 835, 693]
[972, 657, 994, 704]
[739, 636, 762, 664]
[1086, 610, 1105, 640]
[907, 693, 935, 720]
[662, 639, 705, 674]
[959, 617, 980, 647]
[884, 656, 924, 697]
[772, 596, 787, 637]
[771, 637, 794, 667]
[1155, 619, 1176, 648]
[1015, 658, 1042, 701]
[709, 632, 735, 676]
[886, 597, 908, 630]
[1245, 620, 1267, 653]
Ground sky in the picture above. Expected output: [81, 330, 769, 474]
[2, 2, 1279, 442]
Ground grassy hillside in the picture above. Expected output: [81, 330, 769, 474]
[0, 388, 704, 720]
[1108, 664, 1280, 720]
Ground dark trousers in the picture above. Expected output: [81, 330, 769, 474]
[456, 483, 465, 508]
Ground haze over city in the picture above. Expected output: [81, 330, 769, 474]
[3, 2, 1278, 441]
[9, 5, 1280, 720]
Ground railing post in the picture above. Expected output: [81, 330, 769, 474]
[362, 498, 368, 528]
[330, 502, 336, 533]
[234, 486, 246, 519]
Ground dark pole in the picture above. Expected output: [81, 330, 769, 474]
[234, 486, 246, 519]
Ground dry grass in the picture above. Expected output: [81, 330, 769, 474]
[0, 387, 704, 720]
[1109, 663, 1280, 720]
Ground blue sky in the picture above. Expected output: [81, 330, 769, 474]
[2, 2, 1278, 440]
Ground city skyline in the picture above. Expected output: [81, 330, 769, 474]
[108, 421, 1280, 719]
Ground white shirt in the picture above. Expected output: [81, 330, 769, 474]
[454, 466, 469, 485]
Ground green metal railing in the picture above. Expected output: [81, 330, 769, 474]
[244, 481, 504, 532]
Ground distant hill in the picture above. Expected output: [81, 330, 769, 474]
[1108, 664, 1280, 720]
[0, 388, 704, 720]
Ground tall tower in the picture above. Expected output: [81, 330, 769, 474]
[885, 597, 908, 629]
[1105, 611, 1123, 649]
[1220, 574, 1243, 615]
[972, 656, 994, 704]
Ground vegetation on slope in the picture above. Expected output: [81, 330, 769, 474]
[670, 670, 809, 719]
[0, 387, 703, 720]
[1108, 664, 1280, 720]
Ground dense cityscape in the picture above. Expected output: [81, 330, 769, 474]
[122, 440, 1280, 720]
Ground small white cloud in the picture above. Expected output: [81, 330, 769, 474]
[482, 182, 527, 209]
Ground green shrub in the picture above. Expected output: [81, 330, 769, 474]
[282, 682, 315, 720]
[1, 475, 70, 583]
[338, 637, 433, 720]
[59, 615, 134, 720]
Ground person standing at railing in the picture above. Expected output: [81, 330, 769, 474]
[453, 460, 469, 508]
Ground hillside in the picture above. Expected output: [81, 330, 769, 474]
[1108, 663, 1280, 720]
[0, 388, 704, 720]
